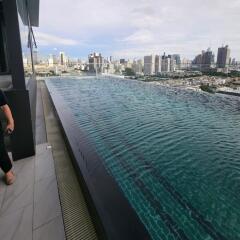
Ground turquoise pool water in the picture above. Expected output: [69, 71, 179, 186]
[46, 77, 240, 240]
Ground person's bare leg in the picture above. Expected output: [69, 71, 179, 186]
[5, 169, 15, 185]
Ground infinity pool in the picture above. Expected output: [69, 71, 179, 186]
[47, 77, 240, 240]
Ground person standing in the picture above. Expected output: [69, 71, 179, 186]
[0, 89, 15, 185]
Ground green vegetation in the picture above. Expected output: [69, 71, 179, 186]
[200, 84, 216, 93]
[204, 70, 240, 78]
[124, 67, 135, 76]
[171, 74, 202, 79]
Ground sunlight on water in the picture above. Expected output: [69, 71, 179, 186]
[47, 77, 240, 240]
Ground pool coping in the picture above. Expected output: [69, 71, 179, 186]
[45, 82, 151, 240]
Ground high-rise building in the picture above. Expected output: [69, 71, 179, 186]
[48, 54, 54, 67]
[161, 53, 171, 72]
[217, 45, 230, 68]
[59, 52, 66, 65]
[202, 48, 214, 70]
[132, 59, 143, 75]
[52, 54, 58, 64]
[33, 50, 38, 65]
[172, 54, 181, 66]
[181, 58, 192, 70]
[126, 59, 133, 69]
[155, 55, 161, 74]
[232, 58, 236, 65]
[120, 59, 125, 64]
[192, 48, 214, 70]
[192, 54, 202, 65]
[144, 55, 155, 75]
[88, 52, 103, 73]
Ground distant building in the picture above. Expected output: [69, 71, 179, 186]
[232, 58, 236, 65]
[132, 59, 143, 75]
[88, 52, 103, 73]
[161, 53, 171, 72]
[126, 59, 133, 69]
[181, 58, 192, 70]
[33, 50, 38, 65]
[172, 54, 181, 68]
[192, 48, 214, 70]
[52, 54, 58, 64]
[170, 56, 176, 72]
[59, 52, 67, 65]
[108, 63, 115, 74]
[48, 54, 54, 67]
[120, 59, 125, 64]
[201, 48, 214, 70]
[155, 55, 161, 74]
[192, 54, 202, 65]
[217, 45, 230, 68]
[144, 55, 155, 75]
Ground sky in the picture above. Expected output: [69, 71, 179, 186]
[35, 0, 240, 60]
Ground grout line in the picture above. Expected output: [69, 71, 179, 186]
[32, 148, 35, 239]
[0, 201, 33, 218]
[33, 213, 62, 232]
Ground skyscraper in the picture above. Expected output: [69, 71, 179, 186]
[161, 53, 171, 72]
[48, 54, 54, 67]
[59, 52, 66, 65]
[192, 54, 202, 65]
[217, 45, 230, 68]
[192, 48, 214, 70]
[144, 55, 155, 75]
[33, 50, 38, 65]
[88, 52, 103, 73]
[120, 59, 125, 64]
[155, 55, 161, 74]
[132, 59, 143, 75]
[172, 54, 181, 68]
[201, 48, 214, 70]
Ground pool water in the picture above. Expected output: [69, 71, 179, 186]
[46, 77, 240, 240]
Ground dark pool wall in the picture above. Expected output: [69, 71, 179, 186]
[46, 85, 151, 240]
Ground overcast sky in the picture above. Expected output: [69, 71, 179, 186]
[35, 0, 240, 60]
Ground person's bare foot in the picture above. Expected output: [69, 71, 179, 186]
[5, 170, 15, 185]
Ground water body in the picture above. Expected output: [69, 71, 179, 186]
[46, 77, 240, 240]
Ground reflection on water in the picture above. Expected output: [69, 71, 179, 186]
[47, 77, 240, 240]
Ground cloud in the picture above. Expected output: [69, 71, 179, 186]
[38, 0, 240, 59]
[121, 30, 155, 44]
[34, 31, 78, 46]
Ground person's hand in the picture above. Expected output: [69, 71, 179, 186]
[5, 121, 14, 134]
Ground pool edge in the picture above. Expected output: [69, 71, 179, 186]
[45, 80, 151, 240]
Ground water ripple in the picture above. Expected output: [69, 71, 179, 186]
[46, 77, 240, 240]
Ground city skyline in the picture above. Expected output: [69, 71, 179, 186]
[27, 44, 238, 65]
[36, 0, 240, 59]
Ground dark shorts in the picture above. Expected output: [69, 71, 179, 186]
[0, 125, 12, 173]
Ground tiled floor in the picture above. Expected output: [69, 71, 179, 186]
[0, 81, 98, 240]
[0, 143, 66, 240]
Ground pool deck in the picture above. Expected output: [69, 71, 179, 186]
[0, 144, 65, 240]
[0, 81, 97, 240]
[0, 83, 65, 240]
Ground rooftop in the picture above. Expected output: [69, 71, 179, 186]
[0, 80, 98, 240]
